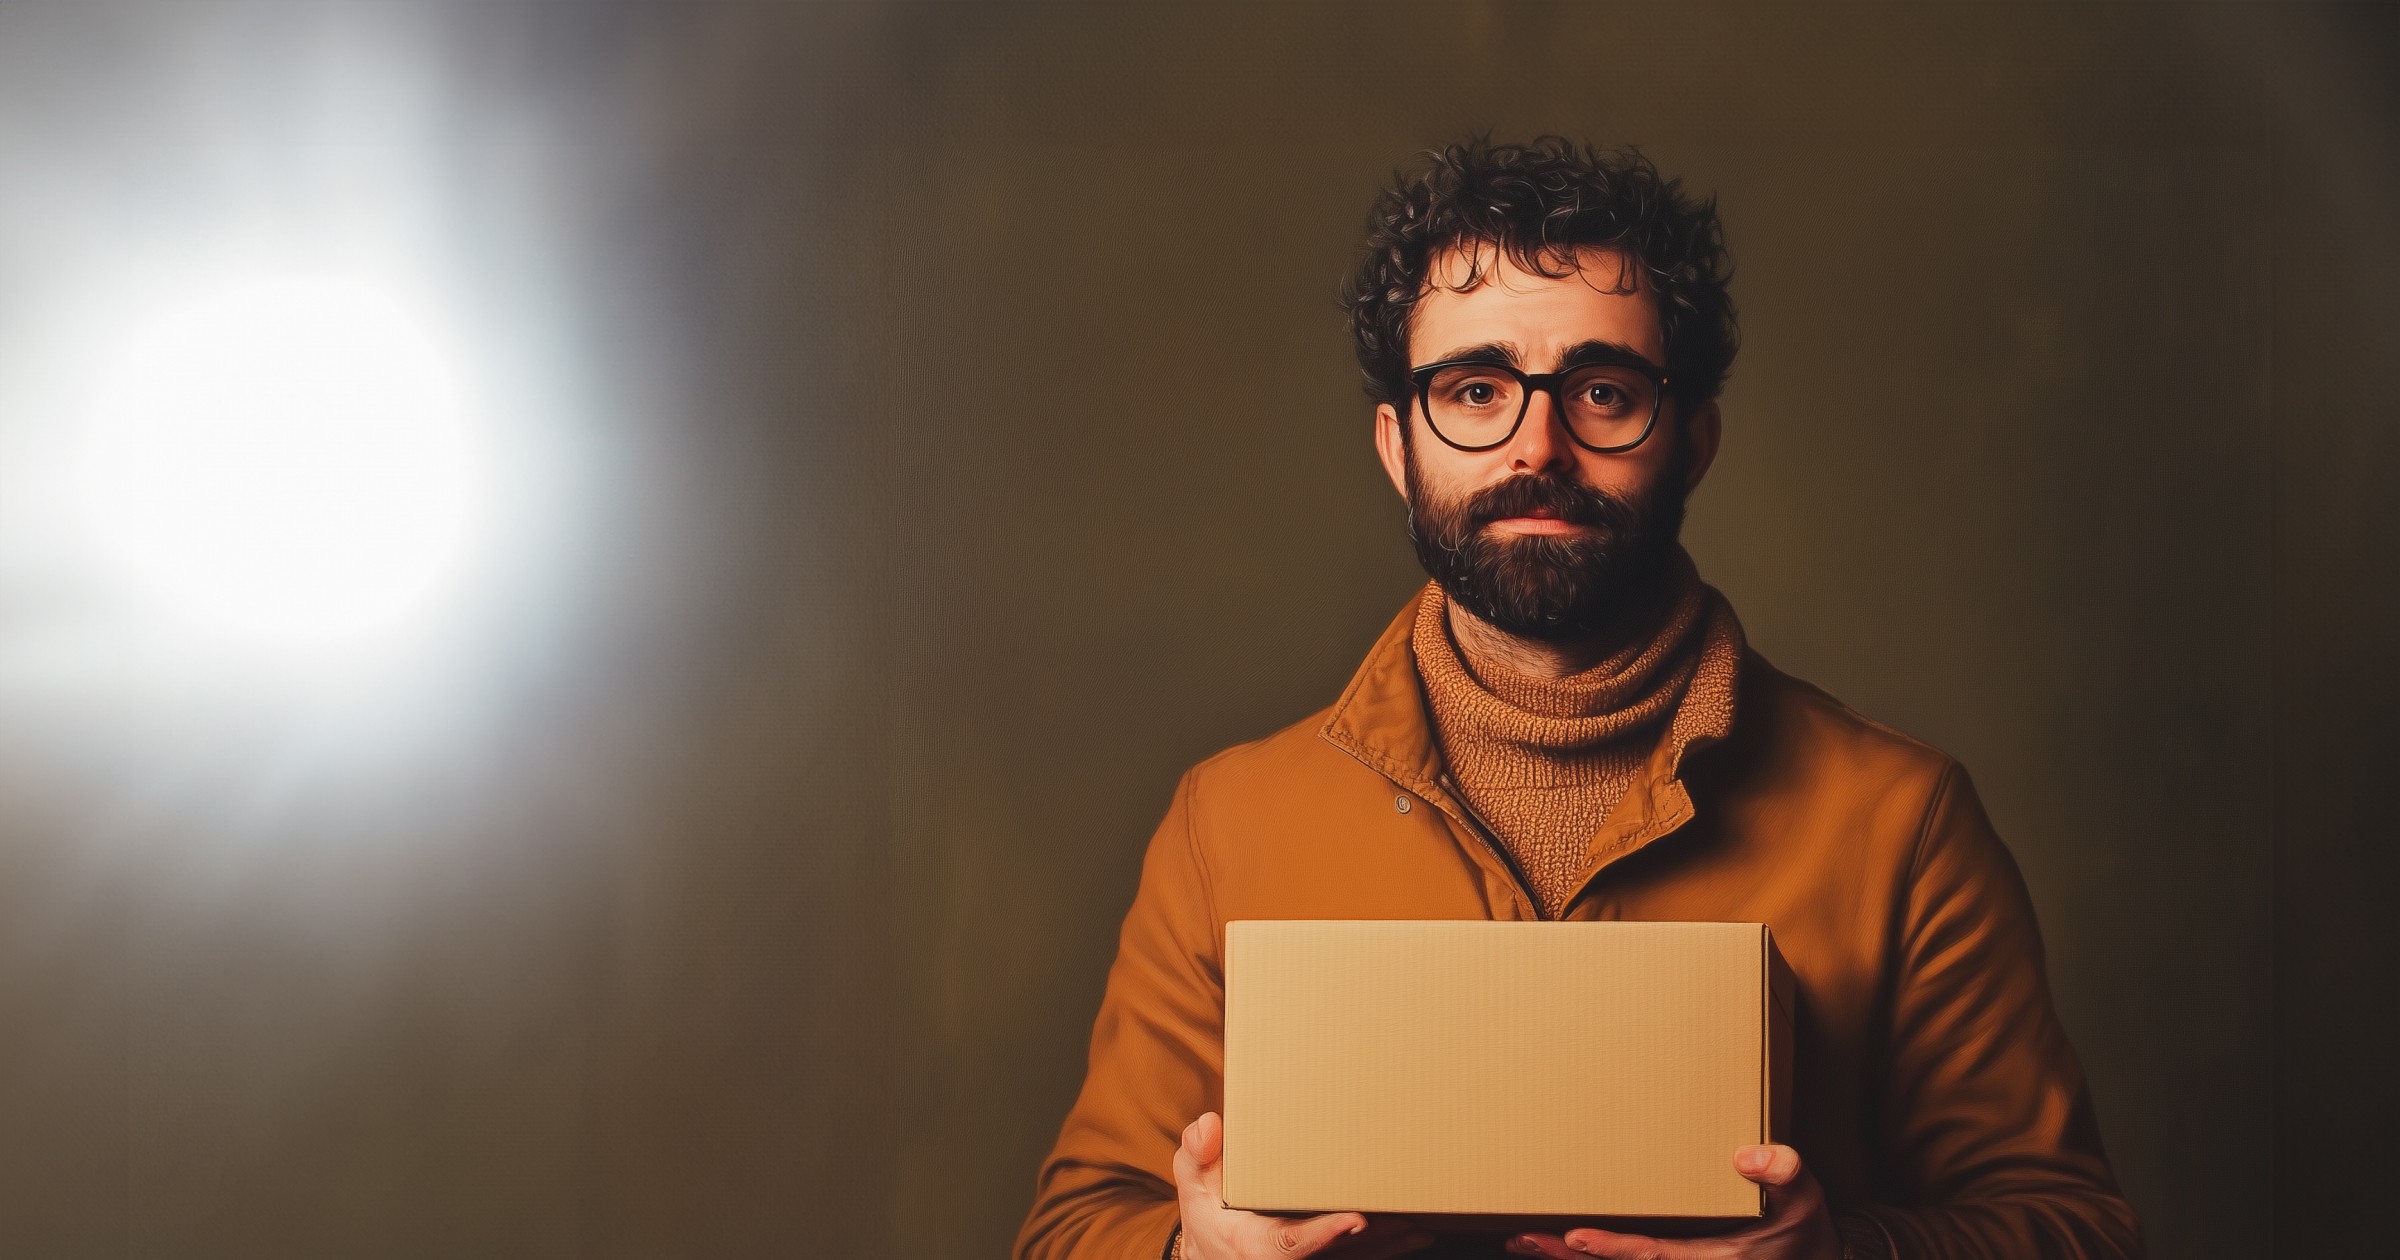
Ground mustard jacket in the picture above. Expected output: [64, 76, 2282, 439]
[1015, 590, 2143, 1259]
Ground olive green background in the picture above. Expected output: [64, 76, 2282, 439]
[0, 2, 2391, 1257]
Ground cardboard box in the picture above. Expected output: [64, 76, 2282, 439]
[1222, 920, 1792, 1220]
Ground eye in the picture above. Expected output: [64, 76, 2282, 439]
[1563, 367, 1649, 417]
[1425, 364, 1519, 414]
[1438, 375, 1509, 406]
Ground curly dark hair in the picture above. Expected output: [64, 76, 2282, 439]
[1341, 136, 1739, 421]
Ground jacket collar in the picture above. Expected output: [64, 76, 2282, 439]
[1318, 584, 1736, 904]
[1317, 587, 1451, 804]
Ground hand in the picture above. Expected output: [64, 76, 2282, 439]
[1504, 1146, 1840, 1260]
[1173, 1112, 1434, 1260]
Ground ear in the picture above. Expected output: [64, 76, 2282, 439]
[1679, 399, 1722, 495]
[1374, 402, 1410, 501]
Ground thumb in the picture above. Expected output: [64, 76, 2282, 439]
[1733, 1144, 1805, 1189]
[1266, 1212, 1372, 1258]
[1180, 1113, 1225, 1197]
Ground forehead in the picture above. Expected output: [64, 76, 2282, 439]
[1409, 243, 1663, 366]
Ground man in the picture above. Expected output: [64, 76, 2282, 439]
[1013, 137, 2142, 1260]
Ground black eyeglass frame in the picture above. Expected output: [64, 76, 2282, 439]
[1407, 356, 1673, 454]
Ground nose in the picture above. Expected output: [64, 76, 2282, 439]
[1501, 385, 1575, 473]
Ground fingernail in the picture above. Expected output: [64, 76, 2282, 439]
[1348, 1222, 1365, 1235]
[1568, 1240, 1597, 1255]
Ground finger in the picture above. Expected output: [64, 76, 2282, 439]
[1733, 1143, 1804, 1188]
[1183, 1113, 1224, 1167]
[1341, 1224, 1437, 1259]
[1267, 1211, 1370, 1257]
[1172, 1121, 1221, 1224]
[1333, 1217, 1421, 1247]
[1559, 1225, 1697, 1258]
[1181, 1113, 1224, 1199]
[1503, 1233, 1584, 1259]
[1172, 1123, 1198, 1192]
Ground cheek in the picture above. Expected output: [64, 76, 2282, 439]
[1409, 456, 1509, 516]
[1573, 430, 1683, 498]
[1568, 453, 1651, 499]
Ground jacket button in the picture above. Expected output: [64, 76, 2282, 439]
[1394, 795, 1413, 814]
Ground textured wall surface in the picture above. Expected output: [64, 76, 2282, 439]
[0, 3, 2389, 1257]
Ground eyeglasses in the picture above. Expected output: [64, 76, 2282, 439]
[1408, 356, 1670, 454]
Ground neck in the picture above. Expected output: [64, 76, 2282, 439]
[1444, 601, 1628, 683]
[1441, 558, 1691, 684]
[1440, 604, 1593, 681]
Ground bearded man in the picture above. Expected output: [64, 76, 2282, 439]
[1012, 137, 2143, 1260]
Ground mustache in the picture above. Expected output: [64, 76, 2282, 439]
[1461, 472, 1636, 533]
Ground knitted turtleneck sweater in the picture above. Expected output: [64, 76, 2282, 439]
[1410, 553, 1746, 918]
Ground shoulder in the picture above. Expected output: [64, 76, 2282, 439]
[1178, 700, 1368, 806]
[1164, 696, 1430, 886]
[1728, 650, 1958, 779]
[1694, 651, 1973, 851]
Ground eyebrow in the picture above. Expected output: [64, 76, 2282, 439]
[1423, 339, 1664, 376]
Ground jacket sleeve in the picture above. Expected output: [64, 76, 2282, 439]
[1014, 769, 1221, 1260]
[1853, 763, 2145, 1259]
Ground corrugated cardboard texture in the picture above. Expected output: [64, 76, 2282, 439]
[1223, 920, 1778, 1218]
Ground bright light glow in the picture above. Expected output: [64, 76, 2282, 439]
[78, 274, 491, 651]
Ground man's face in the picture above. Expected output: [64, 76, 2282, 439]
[1373, 244, 1721, 642]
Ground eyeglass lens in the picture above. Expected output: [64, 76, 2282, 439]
[1421, 363, 1657, 450]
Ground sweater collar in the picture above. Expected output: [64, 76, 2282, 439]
[1411, 555, 1711, 754]
[1320, 563, 1749, 889]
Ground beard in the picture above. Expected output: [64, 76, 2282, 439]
[1404, 441, 1689, 644]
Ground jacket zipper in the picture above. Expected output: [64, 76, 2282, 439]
[1434, 774, 1549, 922]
